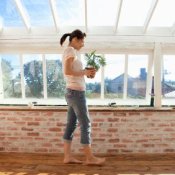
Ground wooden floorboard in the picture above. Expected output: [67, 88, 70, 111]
[0, 153, 175, 175]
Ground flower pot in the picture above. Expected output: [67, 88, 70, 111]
[85, 67, 95, 78]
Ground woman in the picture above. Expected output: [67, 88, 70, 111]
[60, 29, 105, 165]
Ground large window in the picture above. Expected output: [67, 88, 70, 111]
[23, 54, 43, 98]
[104, 54, 125, 99]
[162, 55, 175, 98]
[0, 51, 163, 106]
[0, 54, 67, 105]
[127, 55, 148, 99]
[46, 54, 65, 99]
[0, 54, 21, 98]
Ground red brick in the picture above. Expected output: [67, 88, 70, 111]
[93, 119, 105, 122]
[27, 122, 40, 126]
[49, 128, 61, 132]
[21, 127, 33, 131]
[27, 132, 39, 136]
[109, 139, 119, 143]
[113, 112, 127, 116]
[108, 128, 118, 132]
[108, 118, 119, 122]
[35, 148, 48, 152]
[93, 138, 105, 142]
[136, 139, 148, 143]
[107, 149, 119, 154]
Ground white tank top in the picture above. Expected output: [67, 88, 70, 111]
[62, 47, 85, 91]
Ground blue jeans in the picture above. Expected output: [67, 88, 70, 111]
[63, 88, 91, 145]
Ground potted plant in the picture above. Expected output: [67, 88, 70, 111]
[84, 50, 106, 78]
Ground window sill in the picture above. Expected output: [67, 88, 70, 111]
[0, 105, 173, 112]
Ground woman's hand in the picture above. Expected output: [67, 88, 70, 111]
[85, 68, 96, 78]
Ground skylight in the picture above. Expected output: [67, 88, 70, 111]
[21, 0, 54, 26]
[56, 0, 85, 26]
[149, 0, 175, 27]
[0, 0, 24, 27]
[87, 0, 119, 26]
[0, 0, 174, 38]
[119, 0, 153, 27]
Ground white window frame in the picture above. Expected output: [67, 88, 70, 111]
[1, 46, 174, 107]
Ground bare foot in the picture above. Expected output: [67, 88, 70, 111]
[84, 156, 106, 166]
[63, 157, 82, 164]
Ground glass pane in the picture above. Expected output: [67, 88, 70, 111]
[0, 0, 24, 26]
[23, 54, 43, 98]
[162, 55, 175, 98]
[85, 71, 101, 99]
[119, 0, 152, 26]
[127, 55, 148, 99]
[46, 54, 66, 98]
[104, 54, 125, 99]
[21, 0, 54, 26]
[56, 0, 85, 26]
[82, 54, 101, 98]
[149, 0, 175, 27]
[0, 54, 21, 98]
[87, 0, 119, 26]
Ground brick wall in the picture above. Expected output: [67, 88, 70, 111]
[0, 107, 175, 154]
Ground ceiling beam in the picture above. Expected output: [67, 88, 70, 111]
[0, 26, 173, 38]
[84, 0, 88, 33]
[114, 0, 123, 34]
[14, 0, 31, 32]
[49, 0, 59, 32]
[1, 35, 175, 46]
[143, 0, 159, 34]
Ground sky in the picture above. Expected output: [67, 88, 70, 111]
[163, 55, 175, 81]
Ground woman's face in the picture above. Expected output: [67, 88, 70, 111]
[72, 38, 84, 50]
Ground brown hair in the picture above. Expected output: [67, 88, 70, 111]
[60, 29, 86, 46]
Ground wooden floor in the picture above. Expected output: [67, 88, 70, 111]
[0, 153, 175, 175]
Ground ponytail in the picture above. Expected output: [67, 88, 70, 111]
[60, 29, 86, 46]
[60, 33, 70, 46]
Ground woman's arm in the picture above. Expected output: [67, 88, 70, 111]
[64, 57, 95, 77]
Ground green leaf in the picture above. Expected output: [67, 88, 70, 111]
[84, 50, 106, 71]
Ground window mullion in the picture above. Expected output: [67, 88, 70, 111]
[101, 64, 104, 99]
[20, 54, 25, 99]
[123, 54, 128, 99]
[42, 55, 47, 99]
[146, 53, 154, 101]
[154, 43, 162, 108]
[0, 58, 4, 99]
